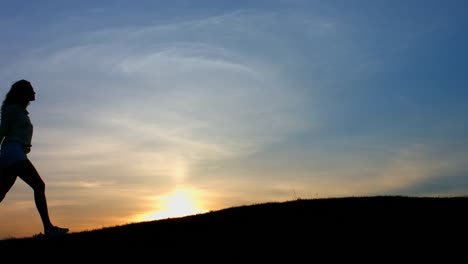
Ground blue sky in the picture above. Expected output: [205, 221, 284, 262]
[1, 0, 467, 239]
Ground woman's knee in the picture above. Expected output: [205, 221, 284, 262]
[14, 160, 45, 191]
[33, 179, 46, 193]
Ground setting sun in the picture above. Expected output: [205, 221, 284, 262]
[131, 187, 206, 222]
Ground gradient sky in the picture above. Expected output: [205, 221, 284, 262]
[1, 0, 467, 239]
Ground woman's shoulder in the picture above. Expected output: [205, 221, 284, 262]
[1, 104, 26, 115]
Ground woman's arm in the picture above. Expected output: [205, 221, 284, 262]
[0, 115, 5, 144]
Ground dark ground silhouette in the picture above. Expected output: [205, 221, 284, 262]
[0, 195, 466, 261]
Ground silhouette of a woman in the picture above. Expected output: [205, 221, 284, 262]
[0, 79, 69, 236]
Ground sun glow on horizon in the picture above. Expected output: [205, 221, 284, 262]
[131, 187, 207, 223]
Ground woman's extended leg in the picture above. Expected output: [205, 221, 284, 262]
[0, 167, 18, 203]
[13, 159, 54, 230]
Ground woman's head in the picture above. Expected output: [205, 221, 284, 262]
[2, 79, 36, 109]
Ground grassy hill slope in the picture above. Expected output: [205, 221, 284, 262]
[1, 196, 466, 260]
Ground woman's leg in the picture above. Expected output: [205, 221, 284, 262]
[12, 159, 54, 230]
[0, 167, 18, 203]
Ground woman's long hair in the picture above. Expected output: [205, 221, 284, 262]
[1, 79, 34, 111]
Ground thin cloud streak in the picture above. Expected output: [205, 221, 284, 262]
[1, 10, 313, 237]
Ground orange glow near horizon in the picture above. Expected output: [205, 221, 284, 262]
[131, 187, 207, 223]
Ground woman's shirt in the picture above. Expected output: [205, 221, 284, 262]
[0, 104, 33, 148]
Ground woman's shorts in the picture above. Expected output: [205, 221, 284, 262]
[0, 142, 28, 167]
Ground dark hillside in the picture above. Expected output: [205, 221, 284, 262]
[1, 196, 466, 260]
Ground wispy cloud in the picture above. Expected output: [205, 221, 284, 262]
[1, 11, 313, 213]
